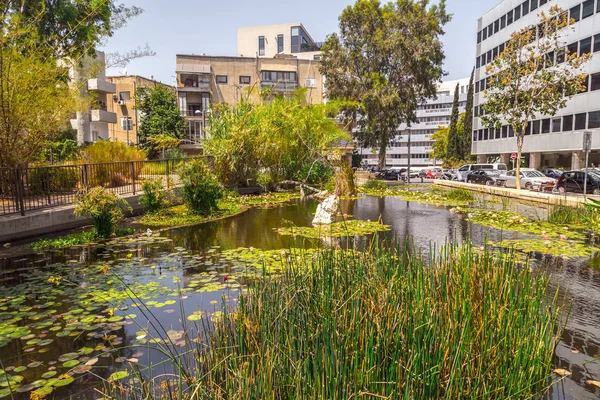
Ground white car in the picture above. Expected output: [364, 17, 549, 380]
[497, 168, 556, 190]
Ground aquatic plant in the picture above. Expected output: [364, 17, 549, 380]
[361, 186, 473, 207]
[489, 238, 595, 259]
[276, 219, 391, 239]
[30, 228, 135, 250]
[73, 187, 131, 238]
[139, 179, 166, 213]
[362, 178, 387, 191]
[135, 202, 243, 228]
[179, 159, 223, 215]
[229, 192, 300, 208]
[99, 244, 564, 399]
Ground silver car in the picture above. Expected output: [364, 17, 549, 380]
[497, 168, 556, 190]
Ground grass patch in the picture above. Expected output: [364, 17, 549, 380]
[30, 228, 136, 250]
[126, 244, 562, 399]
[135, 201, 243, 228]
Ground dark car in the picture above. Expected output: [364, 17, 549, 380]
[466, 170, 501, 186]
[556, 171, 600, 195]
[378, 169, 402, 181]
[542, 168, 562, 179]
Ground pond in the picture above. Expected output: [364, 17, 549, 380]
[1, 195, 600, 399]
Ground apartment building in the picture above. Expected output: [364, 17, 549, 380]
[69, 51, 117, 145]
[360, 78, 470, 169]
[176, 54, 324, 143]
[106, 75, 172, 145]
[237, 23, 323, 60]
[473, 0, 600, 170]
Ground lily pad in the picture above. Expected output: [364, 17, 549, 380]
[62, 360, 80, 368]
[108, 370, 129, 382]
[41, 371, 57, 379]
[58, 353, 79, 362]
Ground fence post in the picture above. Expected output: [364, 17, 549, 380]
[45, 168, 52, 205]
[165, 159, 170, 189]
[82, 164, 88, 189]
[131, 161, 136, 195]
[15, 169, 25, 216]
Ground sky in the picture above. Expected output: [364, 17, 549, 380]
[102, 0, 501, 85]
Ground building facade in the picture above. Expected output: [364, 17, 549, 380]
[360, 78, 470, 169]
[106, 75, 172, 145]
[69, 51, 117, 145]
[473, 0, 600, 170]
[175, 54, 324, 143]
[237, 23, 323, 60]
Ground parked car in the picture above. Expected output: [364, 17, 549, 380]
[456, 163, 508, 182]
[379, 169, 402, 181]
[496, 168, 556, 190]
[466, 170, 501, 186]
[541, 168, 563, 179]
[555, 170, 600, 195]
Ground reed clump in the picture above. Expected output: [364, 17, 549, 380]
[192, 244, 562, 399]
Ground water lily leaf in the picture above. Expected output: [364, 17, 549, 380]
[107, 316, 124, 322]
[31, 386, 53, 398]
[41, 371, 57, 379]
[27, 361, 43, 368]
[62, 360, 80, 368]
[553, 368, 571, 376]
[38, 339, 53, 346]
[13, 366, 26, 373]
[187, 314, 202, 321]
[53, 376, 74, 387]
[58, 353, 79, 362]
[72, 365, 92, 374]
[16, 383, 36, 393]
[84, 358, 98, 366]
[78, 347, 94, 355]
[108, 371, 129, 382]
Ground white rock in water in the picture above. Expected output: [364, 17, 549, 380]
[312, 195, 340, 225]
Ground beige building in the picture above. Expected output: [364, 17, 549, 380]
[237, 23, 322, 60]
[105, 75, 172, 145]
[176, 54, 324, 143]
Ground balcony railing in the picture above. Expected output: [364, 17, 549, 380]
[178, 82, 210, 91]
[180, 110, 209, 118]
[261, 81, 298, 92]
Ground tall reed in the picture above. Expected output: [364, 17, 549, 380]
[104, 243, 564, 399]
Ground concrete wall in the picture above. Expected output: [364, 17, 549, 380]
[237, 23, 319, 60]
[0, 194, 146, 244]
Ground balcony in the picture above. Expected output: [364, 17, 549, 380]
[90, 109, 117, 124]
[178, 73, 210, 92]
[180, 109, 209, 118]
[261, 81, 298, 92]
[87, 79, 116, 94]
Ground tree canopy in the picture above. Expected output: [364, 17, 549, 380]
[319, 0, 450, 170]
[482, 6, 589, 189]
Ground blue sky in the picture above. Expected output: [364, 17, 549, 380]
[102, 0, 500, 84]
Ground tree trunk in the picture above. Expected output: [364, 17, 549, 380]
[378, 140, 387, 170]
[515, 131, 525, 191]
[335, 157, 356, 197]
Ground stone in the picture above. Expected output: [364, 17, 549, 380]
[312, 195, 340, 225]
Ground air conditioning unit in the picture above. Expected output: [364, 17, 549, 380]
[305, 78, 317, 88]
[117, 100, 125, 105]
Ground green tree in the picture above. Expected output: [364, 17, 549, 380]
[319, 0, 450, 170]
[446, 83, 461, 160]
[482, 6, 589, 190]
[431, 126, 449, 161]
[462, 68, 475, 160]
[136, 86, 186, 159]
[0, 23, 79, 168]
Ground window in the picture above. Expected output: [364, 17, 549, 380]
[589, 111, 600, 129]
[488, 24, 493, 37]
[531, 0, 538, 10]
[552, 117, 561, 132]
[493, 47, 498, 59]
[119, 91, 131, 102]
[580, 75, 589, 93]
[507, 9, 514, 25]
[514, 5, 521, 20]
[239, 76, 251, 85]
[591, 72, 600, 91]
[501, 15, 506, 29]
[476, 57, 481, 68]
[563, 115, 574, 131]
[477, 31, 482, 43]
[277, 34, 284, 53]
[567, 42, 578, 56]
[540, 0, 547, 5]
[575, 113, 587, 130]
[502, 126, 508, 138]
[570, 4, 581, 22]
[120, 117, 132, 131]
[580, 37, 592, 55]
[482, 27, 487, 40]
[531, 120, 541, 134]
[542, 118, 550, 133]
[582, 0, 594, 19]
[556, 48, 566, 63]
[499, 43, 505, 54]
[522, 1, 529, 16]
[216, 75, 228, 84]
[509, 126, 515, 137]
[494, 19, 499, 33]
[258, 36, 265, 56]
[594, 34, 600, 52]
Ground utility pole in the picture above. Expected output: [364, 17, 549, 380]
[406, 127, 412, 184]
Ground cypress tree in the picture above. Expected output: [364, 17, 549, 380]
[461, 67, 475, 160]
[446, 83, 460, 160]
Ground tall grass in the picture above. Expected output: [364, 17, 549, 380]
[444, 188, 475, 202]
[103, 243, 564, 399]
[548, 204, 590, 226]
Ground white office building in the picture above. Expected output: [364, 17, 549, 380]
[472, 0, 600, 170]
[360, 78, 470, 168]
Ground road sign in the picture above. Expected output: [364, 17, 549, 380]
[510, 153, 517, 160]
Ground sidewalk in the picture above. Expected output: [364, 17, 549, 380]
[435, 180, 599, 207]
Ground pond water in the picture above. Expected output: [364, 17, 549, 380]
[1, 196, 600, 399]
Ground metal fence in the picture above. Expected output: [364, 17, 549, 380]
[0, 158, 192, 217]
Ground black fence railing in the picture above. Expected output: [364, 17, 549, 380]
[0, 158, 194, 217]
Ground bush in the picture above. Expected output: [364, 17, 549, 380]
[180, 159, 223, 215]
[27, 166, 80, 195]
[363, 179, 387, 191]
[296, 161, 333, 186]
[73, 187, 130, 238]
[139, 180, 165, 213]
[81, 141, 146, 163]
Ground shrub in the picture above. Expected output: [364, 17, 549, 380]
[139, 180, 165, 213]
[80, 141, 146, 163]
[73, 187, 130, 238]
[363, 179, 387, 191]
[296, 161, 333, 186]
[179, 159, 223, 215]
[27, 166, 80, 195]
